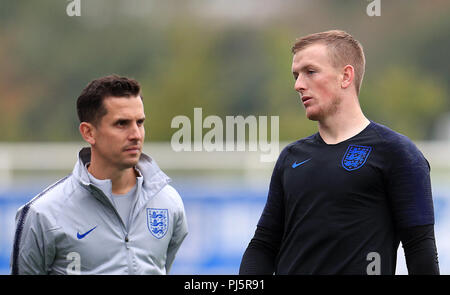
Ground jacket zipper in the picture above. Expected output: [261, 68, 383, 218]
[89, 185, 135, 274]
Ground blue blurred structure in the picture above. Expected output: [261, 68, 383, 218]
[1, 141, 449, 275]
[1, 182, 450, 275]
[0, 181, 267, 275]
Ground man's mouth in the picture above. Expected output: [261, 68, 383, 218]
[124, 146, 141, 153]
[301, 96, 313, 104]
[301, 95, 312, 102]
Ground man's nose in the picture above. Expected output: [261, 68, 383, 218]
[129, 123, 143, 140]
[294, 75, 306, 94]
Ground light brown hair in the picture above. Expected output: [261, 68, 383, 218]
[292, 30, 366, 95]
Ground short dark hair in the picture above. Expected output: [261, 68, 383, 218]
[77, 75, 141, 125]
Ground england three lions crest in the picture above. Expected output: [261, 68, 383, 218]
[147, 208, 169, 239]
[342, 145, 372, 171]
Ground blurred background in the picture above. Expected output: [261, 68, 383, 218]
[1, 0, 450, 274]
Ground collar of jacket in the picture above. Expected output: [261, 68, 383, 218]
[72, 147, 171, 208]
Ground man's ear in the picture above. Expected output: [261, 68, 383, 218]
[341, 64, 355, 90]
[79, 122, 96, 145]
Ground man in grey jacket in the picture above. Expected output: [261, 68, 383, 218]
[11, 75, 188, 275]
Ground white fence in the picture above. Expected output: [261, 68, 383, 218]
[1, 140, 449, 175]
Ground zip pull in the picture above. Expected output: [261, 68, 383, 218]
[125, 234, 130, 249]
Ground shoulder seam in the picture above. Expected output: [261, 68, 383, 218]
[162, 184, 184, 210]
[368, 123, 389, 145]
[282, 134, 316, 166]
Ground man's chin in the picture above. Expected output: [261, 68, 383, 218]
[120, 156, 141, 169]
[305, 110, 321, 121]
[119, 163, 139, 171]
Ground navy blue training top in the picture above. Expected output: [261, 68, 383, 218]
[250, 121, 435, 274]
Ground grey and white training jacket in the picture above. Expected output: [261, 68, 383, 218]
[11, 147, 188, 275]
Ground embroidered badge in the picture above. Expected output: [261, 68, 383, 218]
[342, 145, 372, 171]
[147, 208, 169, 239]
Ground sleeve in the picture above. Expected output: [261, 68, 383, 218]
[398, 224, 440, 275]
[10, 205, 56, 275]
[385, 138, 439, 274]
[165, 186, 188, 274]
[386, 138, 435, 229]
[239, 148, 287, 275]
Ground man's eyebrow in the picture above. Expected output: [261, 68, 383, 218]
[293, 64, 319, 78]
[295, 63, 318, 72]
[113, 118, 130, 124]
[114, 115, 145, 122]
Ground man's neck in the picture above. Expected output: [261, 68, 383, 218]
[318, 102, 370, 145]
[87, 159, 137, 195]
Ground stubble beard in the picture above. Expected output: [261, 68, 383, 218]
[306, 95, 342, 122]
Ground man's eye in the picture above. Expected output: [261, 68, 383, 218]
[307, 69, 316, 75]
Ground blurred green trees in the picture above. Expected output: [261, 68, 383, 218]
[361, 66, 447, 140]
[0, 0, 448, 142]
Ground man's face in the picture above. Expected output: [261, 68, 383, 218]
[91, 96, 145, 170]
[292, 43, 342, 121]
